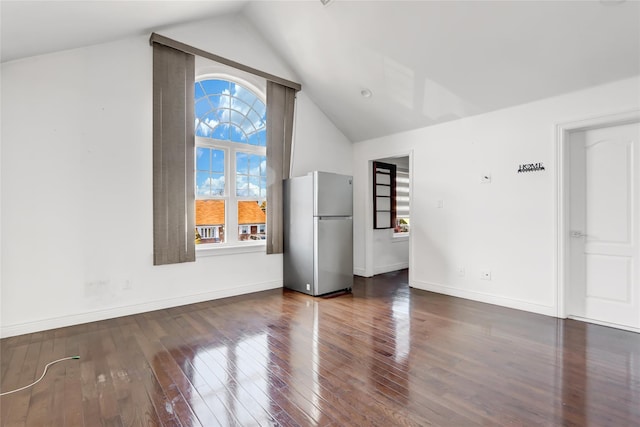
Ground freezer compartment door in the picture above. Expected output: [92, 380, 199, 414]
[313, 171, 353, 217]
[313, 216, 353, 296]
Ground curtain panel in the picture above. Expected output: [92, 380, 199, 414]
[266, 82, 297, 254]
[152, 43, 196, 265]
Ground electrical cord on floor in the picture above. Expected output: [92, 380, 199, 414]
[0, 356, 80, 397]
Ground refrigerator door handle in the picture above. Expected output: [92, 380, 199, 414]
[318, 216, 352, 220]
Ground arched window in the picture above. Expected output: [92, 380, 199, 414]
[195, 79, 266, 146]
[195, 78, 267, 245]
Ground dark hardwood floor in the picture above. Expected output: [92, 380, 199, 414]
[1, 269, 639, 426]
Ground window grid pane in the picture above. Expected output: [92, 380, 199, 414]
[195, 79, 266, 146]
[195, 78, 267, 246]
[236, 153, 266, 198]
[196, 200, 226, 244]
[196, 148, 225, 197]
[237, 201, 266, 241]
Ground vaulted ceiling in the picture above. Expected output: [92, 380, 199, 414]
[2, 0, 639, 142]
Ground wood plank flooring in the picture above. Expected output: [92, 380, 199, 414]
[1, 269, 639, 426]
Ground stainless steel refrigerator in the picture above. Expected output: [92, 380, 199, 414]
[283, 171, 353, 296]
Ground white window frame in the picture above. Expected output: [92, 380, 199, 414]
[195, 75, 267, 256]
[196, 137, 266, 252]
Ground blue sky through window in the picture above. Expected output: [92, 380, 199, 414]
[196, 147, 225, 196]
[236, 152, 267, 198]
[195, 79, 266, 146]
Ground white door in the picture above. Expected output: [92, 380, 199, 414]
[568, 122, 640, 329]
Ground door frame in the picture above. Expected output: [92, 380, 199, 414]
[555, 110, 640, 327]
[364, 150, 413, 280]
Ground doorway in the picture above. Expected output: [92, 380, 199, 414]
[558, 112, 640, 331]
[370, 155, 411, 276]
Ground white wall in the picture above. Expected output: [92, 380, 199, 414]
[0, 13, 352, 337]
[291, 92, 352, 178]
[353, 76, 640, 316]
[373, 230, 409, 275]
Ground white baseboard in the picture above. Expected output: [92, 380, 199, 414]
[374, 262, 409, 275]
[353, 267, 368, 277]
[411, 279, 556, 317]
[1, 280, 282, 338]
[567, 315, 640, 334]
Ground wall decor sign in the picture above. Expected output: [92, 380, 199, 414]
[518, 162, 545, 173]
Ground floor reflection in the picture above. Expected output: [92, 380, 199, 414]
[392, 290, 411, 364]
[284, 299, 324, 425]
[558, 319, 639, 426]
[160, 332, 272, 426]
[150, 270, 639, 426]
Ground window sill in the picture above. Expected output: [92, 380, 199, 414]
[392, 233, 410, 241]
[196, 242, 266, 257]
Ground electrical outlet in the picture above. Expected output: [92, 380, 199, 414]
[458, 266, 465, 277]
[306, 284, 311, 291]
[481, 270, 492, 280]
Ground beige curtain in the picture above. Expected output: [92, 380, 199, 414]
[152, 43, 196, 265]
[266, 81, 297, 254]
